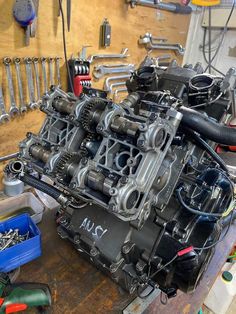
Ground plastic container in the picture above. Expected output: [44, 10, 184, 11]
[204, 262, 236, 314]
[0, 214, 41, 272]
[35, 175, 60, 210]
[0, 192, 44, 224]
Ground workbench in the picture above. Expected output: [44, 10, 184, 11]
[18, 208, 236, 314]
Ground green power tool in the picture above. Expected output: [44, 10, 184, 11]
[0, 273, 51, 314]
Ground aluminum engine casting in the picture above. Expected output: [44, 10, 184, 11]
[8, 60, 236, 297]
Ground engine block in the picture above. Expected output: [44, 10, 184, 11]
[12, 60, 236, 297]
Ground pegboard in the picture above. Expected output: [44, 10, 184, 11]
[0, 0, 190, 187]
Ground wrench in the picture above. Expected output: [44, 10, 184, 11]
[139, 33, 185, 55]
[24, 57, 39, 110]
[0, 85, 10, 123]
[93, 64, 135, 79]
[14, 58, 27, 114]
[113, 87, 127, 101]
[41, 57, 48, 94]
[55, 57, 61, 87]
[33, 57, 41, 101]
[48, 57, 54, 87]
[127, 0, 192, 14]
[3, 57, 19, 117]
[88, 48, 129, 63]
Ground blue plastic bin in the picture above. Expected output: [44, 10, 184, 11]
[0, 214, 41, 272]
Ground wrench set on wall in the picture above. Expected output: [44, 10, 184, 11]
[89, 48, 135, 100]
[68, 48, 136, 100]
[0, 57, 61, 124]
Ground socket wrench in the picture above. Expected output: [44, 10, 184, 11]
[41, 57, 48, 94]
[139, 33, 185, 55]
[55, 57, 61, 87]
[0, 85, 10, 123]
[24, 57, 39, 110]
[3, 57, 19, 117]
[88, 48, 129, 63]
[33, 57, 41, 102]
[48, 57, 54, 87]
[14, 58, 27, 114]
[93, 64, 135, 79]
[104, 74, 131, 92]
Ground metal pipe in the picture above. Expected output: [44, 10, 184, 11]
[0, 152, 19, 163]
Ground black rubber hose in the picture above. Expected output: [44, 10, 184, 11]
[20, 173, 62, 201]
[179, 106, 236, 146]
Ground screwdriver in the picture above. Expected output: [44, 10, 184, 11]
[13, 0, 36, 45]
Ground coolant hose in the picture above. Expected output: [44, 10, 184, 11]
[179, 106, 236, 146]
[20, 173, 66, 203]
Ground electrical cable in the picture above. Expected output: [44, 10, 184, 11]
[204, 0, 235, 73]
[183, 127, 229, 173]
[149, 254, 178, 280]
[202, 28, 225, 76]
[176, 186, 233, 218]
[208, 7, 211, 74]
[58, 0, 74, 95]
[160, 291, 168, 305]
[190, 91, 223, 109]
[193, 210, 235, 250]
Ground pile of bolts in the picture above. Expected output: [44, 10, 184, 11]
[0, 229, 29, 251]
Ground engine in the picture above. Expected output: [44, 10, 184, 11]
[8, 60, 236, 297]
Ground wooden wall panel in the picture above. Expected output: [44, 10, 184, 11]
[0, 0, 190, 185]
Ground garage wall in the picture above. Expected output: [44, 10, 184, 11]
[183, 8, 236, 74]
[0, 0, 190, 185]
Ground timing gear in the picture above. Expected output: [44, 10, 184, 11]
[81, 99, 107, 133]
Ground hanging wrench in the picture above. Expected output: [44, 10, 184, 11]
[55, 57, 61, 87]
[93, 64, 135, 79]
[139, 33, 185, 55]
[24, 57, 38, 109]
[88, 48, 129, 63]
[0, 85, 10, 123]
[3, 57, 19, 117]
[48, 57, 54, 87]
[33, 57, 41, 101]
[41, 57, 48, 94]
[13, 58, 27, 114]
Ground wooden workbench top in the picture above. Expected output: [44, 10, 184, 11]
[18, 209, 236, 314]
